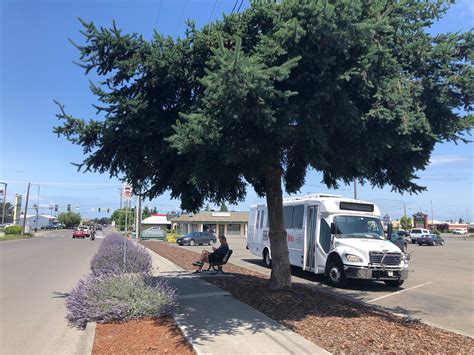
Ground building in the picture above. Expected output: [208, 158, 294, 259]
[171, 211, 249, 237]
[18, 214, 56, 230]
[141, 214, 172, 231]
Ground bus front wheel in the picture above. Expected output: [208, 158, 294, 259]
[327, 260, 348, 288]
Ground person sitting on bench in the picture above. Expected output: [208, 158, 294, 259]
[192, 235, 229, 273]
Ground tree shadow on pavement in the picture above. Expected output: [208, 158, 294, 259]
[51, 291, 70, 298]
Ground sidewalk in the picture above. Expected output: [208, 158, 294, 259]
[147, 249, 330, 355]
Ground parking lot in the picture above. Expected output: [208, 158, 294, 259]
[177, 234, 474, 337]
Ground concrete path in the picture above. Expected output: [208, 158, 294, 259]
[148, 249, 330, 355]
[0, 229, 104, 354]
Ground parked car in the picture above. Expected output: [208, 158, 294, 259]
[390, 233, 408, 253]
[418, 234, 444, 246]
[396, 229, 410, 237]
[176, 231, 216, 246]
[72, 229, 86, 239]
[452, 228, 468, 235]
[409, 228, 431, 244]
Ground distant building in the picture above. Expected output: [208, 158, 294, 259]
[141, 214, 172, 231]
[19, 214, 56, 229]
[171, 211, 249, 237]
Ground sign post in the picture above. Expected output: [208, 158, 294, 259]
[122, 184, 133, 272]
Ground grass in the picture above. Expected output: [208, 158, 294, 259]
[0, 234, 34, 241]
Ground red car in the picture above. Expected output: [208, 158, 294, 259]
[72, 229, 86, 239]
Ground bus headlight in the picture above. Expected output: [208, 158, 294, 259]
[345, 254, 363, 263]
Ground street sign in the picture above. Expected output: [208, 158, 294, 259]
[122, 184, 133, 200]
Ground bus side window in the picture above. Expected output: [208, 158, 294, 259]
[260, 210, 265, 229]
[283, 206, 293, 229]
[292, 205, 304, 229]
[256, 211, 261, 229]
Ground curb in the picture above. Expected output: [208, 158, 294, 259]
[83, 321, 97, 354]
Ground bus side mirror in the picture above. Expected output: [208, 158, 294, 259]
[331, 223, 336, 235]
[387, 223, 393, 237]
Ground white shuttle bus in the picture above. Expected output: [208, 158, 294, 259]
[247, 194, 409, 287]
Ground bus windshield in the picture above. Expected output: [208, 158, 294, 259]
[334, 216, 384, 239]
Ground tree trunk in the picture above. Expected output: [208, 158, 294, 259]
[264, 165, 292, 290]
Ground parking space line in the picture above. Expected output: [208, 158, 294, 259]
[368, 281, 434, 303]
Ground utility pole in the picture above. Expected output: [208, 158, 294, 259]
[135, 192, 142, 240]
[353, 179, 357, 200]
[119, 188, 123, 209]
[430, 200, 434, 231]
[403, 202, 407, 217]
[0, 182, 7, 225]
[34, 184, 40, 231]
[22, 182, 31, 235]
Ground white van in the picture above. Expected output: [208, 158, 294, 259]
[409, 228, 430, 243]
[247, 194, 409, 287]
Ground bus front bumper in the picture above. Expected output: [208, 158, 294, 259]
[344, 265, 409, 281]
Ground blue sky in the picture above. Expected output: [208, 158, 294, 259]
[1, 0, 472, 221]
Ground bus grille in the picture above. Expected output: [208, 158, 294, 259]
[369, 251, 401, 266]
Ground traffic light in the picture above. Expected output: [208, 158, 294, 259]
[54, 205, 58, 212]
[67, 204, 71, 212]
[98, 208, 101, 212]
[107, 209, 110, 213]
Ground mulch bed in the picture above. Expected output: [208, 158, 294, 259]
[142, 240, 474, 354]
[93, 316, 195, 355]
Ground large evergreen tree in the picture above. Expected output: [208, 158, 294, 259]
[55, 1, 472, 290]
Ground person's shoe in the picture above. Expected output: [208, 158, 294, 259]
[192, 261, 203, 266]
[192, 269, 202, 274]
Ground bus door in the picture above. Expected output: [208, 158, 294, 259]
[303, 205, 318, 272]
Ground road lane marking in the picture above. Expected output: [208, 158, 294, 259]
[368, 281, 434, 303]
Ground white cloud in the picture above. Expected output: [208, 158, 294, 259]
[429, 155, 468, 166]
[457, 0, 474, 16]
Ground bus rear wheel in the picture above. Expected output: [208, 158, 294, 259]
[263, 249, 272, 268]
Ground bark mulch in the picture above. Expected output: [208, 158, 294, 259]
[142, 240, 474, 355]
[93, 316, 195, 355]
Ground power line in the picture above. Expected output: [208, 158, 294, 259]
[175, 0, 189, 38]
[154, 0, 163, 29]
[3, 180, 122, 186]
[209, 0, 219, 23]
[40, 185, 119, 191]
[237, 0, 244, 12]
[231, 0, 238, 13]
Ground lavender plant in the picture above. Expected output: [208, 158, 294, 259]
[66, 273, 177, 328]
[90, 233, 152, 276]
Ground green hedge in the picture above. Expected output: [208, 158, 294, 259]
[4, 226, 22, 235]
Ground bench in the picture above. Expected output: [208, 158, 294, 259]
[206, 250, 233, 275]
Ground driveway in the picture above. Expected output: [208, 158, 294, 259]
[177, 234, 474, 337]
[0, 229, 106, 354]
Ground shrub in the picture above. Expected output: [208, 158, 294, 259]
[90, 233, 152, 276]
[66, 273, 176, 328]
[165, 232, 180, 243]
[4, 226, 22, 234]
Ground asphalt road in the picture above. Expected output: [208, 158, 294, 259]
[0, 229, 104, 355]
[179, 234, 474, 337]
